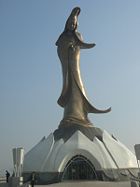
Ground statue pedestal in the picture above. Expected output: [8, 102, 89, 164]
[23, 125, 138, 184]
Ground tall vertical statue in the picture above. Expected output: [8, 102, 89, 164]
[56, 7, 111, 128]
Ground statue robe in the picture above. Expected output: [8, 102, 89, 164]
[56, 31, 111, 124]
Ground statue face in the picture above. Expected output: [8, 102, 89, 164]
[67, 17, 77, 31]
[64, 7, 80, 32]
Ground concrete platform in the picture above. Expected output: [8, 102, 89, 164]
[32, 181, 137, 187]
[1, 180, 139, 187]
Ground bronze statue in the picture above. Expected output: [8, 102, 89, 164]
[56, 7, 111, 127]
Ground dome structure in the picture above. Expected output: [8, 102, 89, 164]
[23, 126, 138, 184]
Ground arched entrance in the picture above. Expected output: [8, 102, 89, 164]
[62, 155, 98, 180]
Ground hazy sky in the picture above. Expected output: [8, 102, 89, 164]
[0, 0, 140, 175]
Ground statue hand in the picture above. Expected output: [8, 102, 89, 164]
[80, 42, 96, 49]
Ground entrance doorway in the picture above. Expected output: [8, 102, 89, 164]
[62, 155, 98, 180]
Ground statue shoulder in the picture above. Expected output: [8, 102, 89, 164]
[56, 32, 65, 46]
[75, 32, 83, 41]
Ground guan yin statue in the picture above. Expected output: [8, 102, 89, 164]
[23, 7, 138, 185]
[56, 7, 111, 128]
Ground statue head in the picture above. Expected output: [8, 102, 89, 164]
[64, 7, 81, 32]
